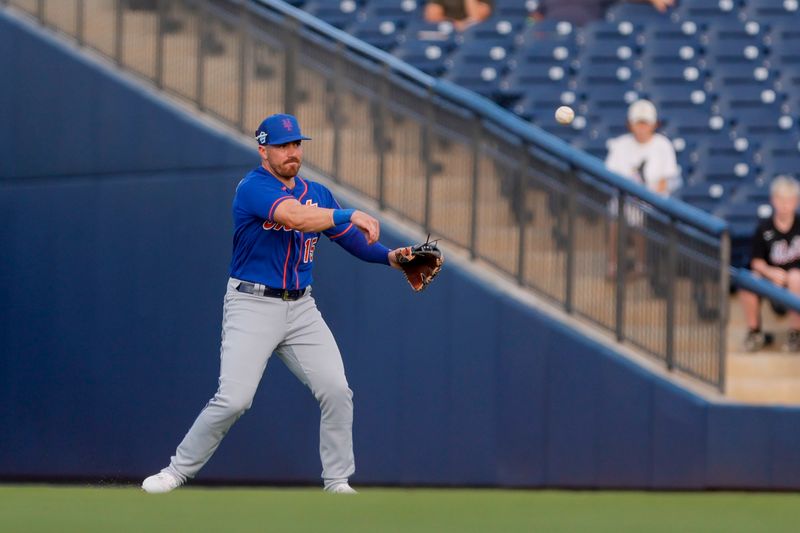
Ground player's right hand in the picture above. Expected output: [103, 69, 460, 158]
[351, 210, 380, 245]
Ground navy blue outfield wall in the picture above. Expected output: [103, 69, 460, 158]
[3, 8, 800, 490]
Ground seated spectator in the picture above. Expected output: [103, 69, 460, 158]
[531, 0, 674, 26]
[605, 99, 681, 278]
[424, 0, 493, 32]
[740, 177, 800, 352]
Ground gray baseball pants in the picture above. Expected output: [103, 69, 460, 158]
[163, 278, 354, 487]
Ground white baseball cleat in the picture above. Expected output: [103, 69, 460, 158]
[324, 482, 358, 494]
[141, 471, 182, 494]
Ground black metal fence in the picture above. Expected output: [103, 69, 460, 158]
[3, 0, 731, 390]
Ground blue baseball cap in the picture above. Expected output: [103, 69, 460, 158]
[255, 114, 311, 146]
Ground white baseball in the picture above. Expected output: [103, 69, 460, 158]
[555, 106, 575, 125]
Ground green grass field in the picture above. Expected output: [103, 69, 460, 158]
[1, 485, 799, 533]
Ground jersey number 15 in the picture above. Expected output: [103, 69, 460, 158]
[303, 237, 319, 264]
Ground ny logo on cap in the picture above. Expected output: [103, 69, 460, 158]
[282, 118, 293, 131]
[256, 131, 268, 144]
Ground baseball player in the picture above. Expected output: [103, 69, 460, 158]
[142, 113, 410, 494]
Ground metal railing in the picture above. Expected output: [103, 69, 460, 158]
[5, 0, 740, 390]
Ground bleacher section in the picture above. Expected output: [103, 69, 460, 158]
[296, 0, 800, 269]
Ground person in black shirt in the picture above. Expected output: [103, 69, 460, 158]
[741, 176, 800, 352]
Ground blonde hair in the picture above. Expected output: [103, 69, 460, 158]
[770, 175, 800, 198]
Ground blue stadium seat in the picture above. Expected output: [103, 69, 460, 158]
[727, 106, 795, 136]
[362, 0, 420, 22]
[606, 2, 671, 22]
[709, 63, 776, 87]
[676, 181, 731, 212]
[512, 39, 577, 64]
[649, 85, 714, 113]
[512, 86, 577, 120]
[458, 17, 523, 42]
[393, 40, 454, 75]
[640, 20, 701, 42]
[703, 19, 764, 43]
[402, 19, 457, 48]
[500, 63, 570, 98]
[449, 38, 515, 66]
[573, 62, 639, 86]
[493, 0, 532, 20]
[445, 60, 505, 98]
[642, 39, 702, 66]
[744, 0, 800, 22]
[714, 200, 770, 242]
[678, 0, 743, 24]
[350, 17, 404, 50]
[578, 20, 640, 47]
[580, 40, 639, 65]
[515, 20, 576, 46]
[690, 152, 754, 184]
[640, 63, 706, 89]
[572, 134, 609, 160]
[304, 0, 360, 29]
[664, 109, 728, 136]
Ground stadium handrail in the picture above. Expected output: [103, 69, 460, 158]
[254, 0, 728, 236]
[731, 267, 800, 313]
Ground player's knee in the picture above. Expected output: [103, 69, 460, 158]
[210, 390, 255, 416]
[315, 380, 353, 409]
[787, 269, 800, 291]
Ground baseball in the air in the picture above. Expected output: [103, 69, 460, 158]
[555, 106, 575, 125]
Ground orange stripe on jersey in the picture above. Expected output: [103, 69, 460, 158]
[329, 223, 353, 240]
[297, 178, 309, 203]
[281, 239, 292, 289]
[268, 195, 293, 221]
[293, 232, 304, 289]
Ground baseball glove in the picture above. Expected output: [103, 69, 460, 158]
[395, 237, 444, 292]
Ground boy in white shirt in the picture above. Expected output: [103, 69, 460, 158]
[605, 99, 681, 278]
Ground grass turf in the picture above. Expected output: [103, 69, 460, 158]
[1, 485, 799, 533]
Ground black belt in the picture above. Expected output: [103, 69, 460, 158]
[235, 281, 308, 301]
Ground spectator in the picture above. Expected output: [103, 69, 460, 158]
[530, 0, 675, 26]
[740, 177, 800, 352]
[605, 99, 681, 278]
[424, 0, 493, 32]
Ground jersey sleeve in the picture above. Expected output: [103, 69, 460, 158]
[236, 179, 294, 221]
[319, 185, 356, 240]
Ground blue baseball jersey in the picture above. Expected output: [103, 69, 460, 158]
[230, 165, 355, 289]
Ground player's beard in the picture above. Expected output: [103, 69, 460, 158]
[270, 158, 301, 179]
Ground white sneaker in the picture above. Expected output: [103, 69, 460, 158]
[324, 482, 358, 494]
[141, 471, 182, 494]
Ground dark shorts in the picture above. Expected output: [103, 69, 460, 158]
[768, 299, 788, 316]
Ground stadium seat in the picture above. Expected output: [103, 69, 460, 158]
[649, 85, 714, 113]
[640, 63, 707, 89]
[445, 60, 505, 98]
[393, 40, 454, 75]
[641, 39, 702, 65]
[578, 20, 640, 48]
[350, 17, 404, 50]
[606, 2, 671, 22]
[511, 86, 579, 120]
[744, 0, 800, 22]
[678, 0, 743, 24]
[304, 0, 361, 29]
[361, 0, 420, 22]
[677, 181, 732, 212]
